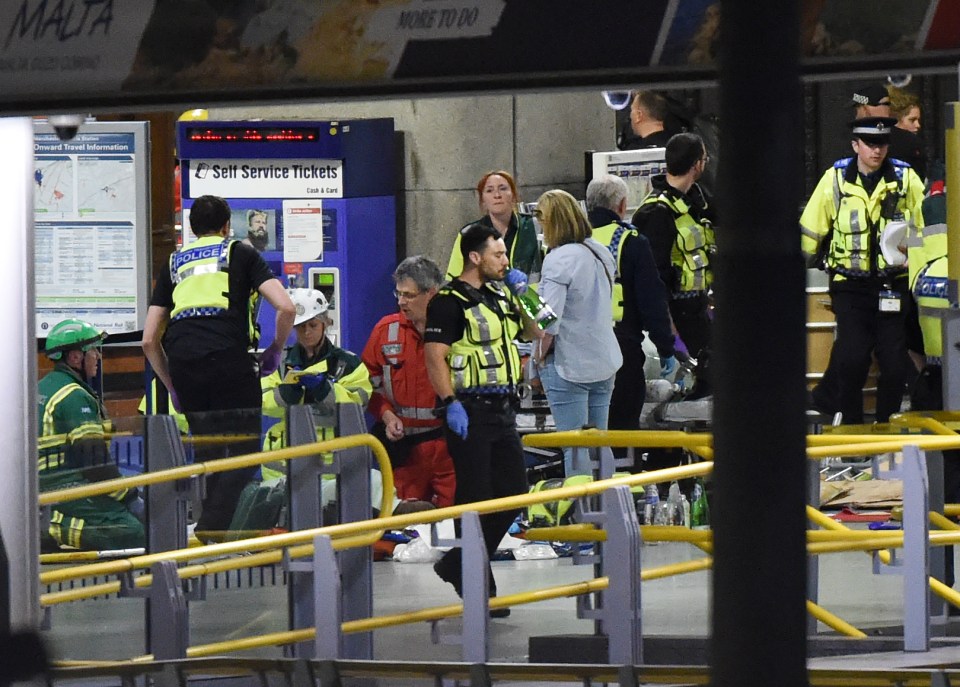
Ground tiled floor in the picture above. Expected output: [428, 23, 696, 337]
[42, 526, 960, 672]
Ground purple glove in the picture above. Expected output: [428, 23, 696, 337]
[673, 334, 690, 359]
[259, 342, 283, 377]
[169, 388, 182, 413]
[503, 268, 529, 296]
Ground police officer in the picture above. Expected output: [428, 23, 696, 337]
[424, 222, 539, 617]
[586, 174, 676, 464]
[39, 319, 144, 550]
[800, 117, 924, 424]
[142, 194, 296, 535]
[907, 163, 960, 589]
[631, 132, 715, 398]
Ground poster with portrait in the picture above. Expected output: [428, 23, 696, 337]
[230, 207, 277, 252]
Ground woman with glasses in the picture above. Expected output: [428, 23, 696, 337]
[534, 190, 622, 477]
[445, 170, 542, 282]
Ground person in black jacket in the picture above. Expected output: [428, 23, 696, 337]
[621, 90, 673, 150]
[631, 134, 715, 399]
[586, 174, 677, 467]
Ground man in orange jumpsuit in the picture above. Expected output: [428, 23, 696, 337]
[362, 256, 456, 507]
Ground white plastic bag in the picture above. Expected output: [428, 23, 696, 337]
[513, 543, 558, 560]
[392, 535, 443, 563]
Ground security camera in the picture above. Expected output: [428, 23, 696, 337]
[47, 114, 86, 142]
[602, 91, 633, 111]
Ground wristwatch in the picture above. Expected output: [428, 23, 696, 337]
[442, 395, 457, 406]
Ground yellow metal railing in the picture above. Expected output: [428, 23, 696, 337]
[44, 427, 960, 661]
[40, 433, 394, 516]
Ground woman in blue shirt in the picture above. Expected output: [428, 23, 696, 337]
[535, 190, 623, 477]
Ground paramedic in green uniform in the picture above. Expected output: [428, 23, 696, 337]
[38, 319, 144, 550]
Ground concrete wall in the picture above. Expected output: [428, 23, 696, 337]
[212, 91, 616, 268]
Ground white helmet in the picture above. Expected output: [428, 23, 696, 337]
[289, 288, 330, 326]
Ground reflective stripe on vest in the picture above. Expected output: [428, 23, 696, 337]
[826, 163, 907, 280]
[169, 236, 233, 320]
[591, 221, 632, 322]
[441, 285, 522, 391]
[639, 192, 713, 294]
[377, 320, 436, 422]
[39, 382, 84, 471]
[913, 258, 954, 360]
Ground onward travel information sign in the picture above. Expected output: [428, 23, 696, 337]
[1, 1, 957, 108]
[33, 124, 150, 337]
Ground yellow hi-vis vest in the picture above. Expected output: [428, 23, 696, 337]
[591, 220, 632, 321]
[800, 159, 923, 281]
[169, 235, 259, 344]
[441, 282, 523, 391]
[170, 235, 233, 320]
[912, 256, 952, 362]
[639, 192, 714, 294]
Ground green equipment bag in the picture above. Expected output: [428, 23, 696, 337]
[527, 474, 594, 527]
[227, 477, 287, 537]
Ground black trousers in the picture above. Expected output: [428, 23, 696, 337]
[670, 294, 712, 398]
[169, 347, 262, 532]
[608, 335, 646, 438]
[831, 286, 907, 424]
[438, 399, 527, 593]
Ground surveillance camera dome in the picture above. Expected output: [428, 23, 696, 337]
[602, 91, 633, 111]
[47, 114, 86, 142]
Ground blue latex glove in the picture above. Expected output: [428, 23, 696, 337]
[298, 373, 327, 391]
[259, 342, 283, 377]
[503, 268, 529, 296]
[659, 355, 678, 379]
[445, 400, 469, 439]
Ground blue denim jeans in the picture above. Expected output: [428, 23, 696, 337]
[539, 359, 616, 477]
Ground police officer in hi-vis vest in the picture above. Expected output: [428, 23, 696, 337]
[907, 162, 960, 588]
[801, 117, 924, 424]
[424, 222, 540, 617]
[631, 132, 716, 399]
[143, 195, 295, 536]
[587, 174, 676, 467]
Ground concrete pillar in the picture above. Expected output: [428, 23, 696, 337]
[0, 117, 40, 630]
[713, 3, 807, 686]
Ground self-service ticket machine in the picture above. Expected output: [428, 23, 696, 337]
[177, 119, 400, 352]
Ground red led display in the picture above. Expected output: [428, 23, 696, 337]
[185, 126, 320, 143]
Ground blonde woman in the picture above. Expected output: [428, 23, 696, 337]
[535, 190, 622, 477]
[886, 84, 925, 179]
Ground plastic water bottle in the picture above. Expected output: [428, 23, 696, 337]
[642, 484, 660, 527]
[666, 481, 683, 526]
[691, 479, 710, 530]
[680, 493, 691, 528]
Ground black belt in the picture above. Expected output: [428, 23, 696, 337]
[456, 393, 518, 411]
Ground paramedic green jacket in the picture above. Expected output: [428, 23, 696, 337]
[38, 363, 143, 550]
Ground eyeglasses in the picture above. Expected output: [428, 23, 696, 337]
[700, 154, 711, 164]
[394, 289, 421, 301]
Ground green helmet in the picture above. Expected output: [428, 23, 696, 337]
[45, 319, 107, 360]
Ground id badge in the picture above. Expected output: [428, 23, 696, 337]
[879, 290, 902, 313]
